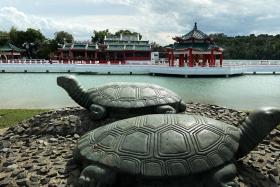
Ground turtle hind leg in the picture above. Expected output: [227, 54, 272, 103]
[89, 104, 107, 120]
[179, 100, 187, 112]
[156, 105, 176, 114]
[205, 163, 238, 187]
[78, 165, 116, 187]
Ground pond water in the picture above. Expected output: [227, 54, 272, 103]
[0, 73, 279, 110]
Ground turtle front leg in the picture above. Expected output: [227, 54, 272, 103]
[79, 165, 116, 187]
[89, 104, 107, 120]
[156, 105, 176, 114]
[206, 163, 238, 187]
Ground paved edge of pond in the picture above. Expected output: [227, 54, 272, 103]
[0, 103, 279, 186]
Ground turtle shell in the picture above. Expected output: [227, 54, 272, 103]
[86, 82, 182, 108]
[76, 114, 240, 177]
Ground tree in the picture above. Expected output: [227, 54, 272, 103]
[54, 31, 74, 44]
[91, 29, 143, 43]
[37, 39, 58, 59]
[91, 29, 111, 43]
[151, 42, 165, 52]
[115, 30, 142, 40]
[0, 31, 9, 45]
[23, 29, 45, 59]
[25, 28, 45, 43]
[9, 27, 26, 47]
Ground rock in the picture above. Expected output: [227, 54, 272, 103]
[0, 176, 10, 186]
[11, 170, 23, 177]
[6, 164, 18, 171]
[1, 148, 10, 153]
[40, 177, 50, 185]
[257, 158, 265, 163]
[49, 138, 58, 143]
[0, 105, 278, 186]
[46, 126, 54, 133]
[47, 170, 58, 178]
[268, 168, 279, 176]
[73, 134, 80, 139]
[17, 171, 28, 179]
[16, 178, 28, 186]
[2, 160, 14, 167]
[269, 174, 280, 184]
[23, 163, 33, 170]
[15, 126, 25, 134]
[30, 175, 40, 182]
[39, 167, 49, 175]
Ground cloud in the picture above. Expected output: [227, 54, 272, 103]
[0, 7, 93, 40]
[1, 1, 280, 45]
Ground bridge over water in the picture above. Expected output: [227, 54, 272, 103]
[1, 60, 280, 77]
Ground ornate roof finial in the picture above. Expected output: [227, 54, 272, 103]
[194, 22, 197, 30]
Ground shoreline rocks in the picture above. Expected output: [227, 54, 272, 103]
[0, 103, 279, 187]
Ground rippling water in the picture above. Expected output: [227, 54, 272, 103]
[0, 73, 280, 110]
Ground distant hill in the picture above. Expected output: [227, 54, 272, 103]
[210, 33, 280, 60]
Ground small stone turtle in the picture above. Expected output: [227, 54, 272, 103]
[74, 107, 280, 187]
[57, 75, 186, 119]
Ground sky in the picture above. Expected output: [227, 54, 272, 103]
[0, 0, 280, 45]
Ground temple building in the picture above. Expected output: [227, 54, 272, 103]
[55, 34, 151, 64]
[166, 23, 223, 67]
[0, 43, 25, 61]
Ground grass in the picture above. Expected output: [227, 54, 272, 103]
[0, 109, 49, 129]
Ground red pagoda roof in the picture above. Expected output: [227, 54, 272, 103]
[173, 22, 210, 42]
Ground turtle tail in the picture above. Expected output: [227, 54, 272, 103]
[237, 107, 280, 158]
[57, 75, 91, 109]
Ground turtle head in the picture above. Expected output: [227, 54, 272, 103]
[57, 75, 79, 91]
[57, 75, 90, 108]
[237, 107, 280, 158]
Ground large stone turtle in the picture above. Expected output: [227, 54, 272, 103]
[73, 107, 280, 187]
[57, 75, 186, 120]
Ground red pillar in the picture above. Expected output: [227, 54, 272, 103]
[210, 50, 214, 67]
[85, 51, 88, 59]
[179, 54, 184, 67]
[220, 53, 223, 67]
[94, 51, 97, 64]
[69, 50, 73, 64]
[85, 51, 88, 63]
[214, 54, 216, 67]
[183, 53, 185, 67]
[202, 54, 206, 67]
[188, 49, 193, 67]
[107, 52, 109, 64]
[171, 51, 175, 67]
[11, 50, 14, 61]
[60, 51, 63, 63]
[114, 51, 117, 64]
[123, 52, 126, 64]
[168, 52, 171, 66]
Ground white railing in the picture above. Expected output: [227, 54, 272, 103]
[1, 59, 280, 66]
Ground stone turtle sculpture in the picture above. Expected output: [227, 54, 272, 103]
[57, 75, 186, 120]
[74, 107, 280, 187]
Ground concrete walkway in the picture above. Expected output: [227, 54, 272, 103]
[1, 63, 280, 76]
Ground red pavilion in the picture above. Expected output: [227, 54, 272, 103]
[166, 23, 223, 67]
